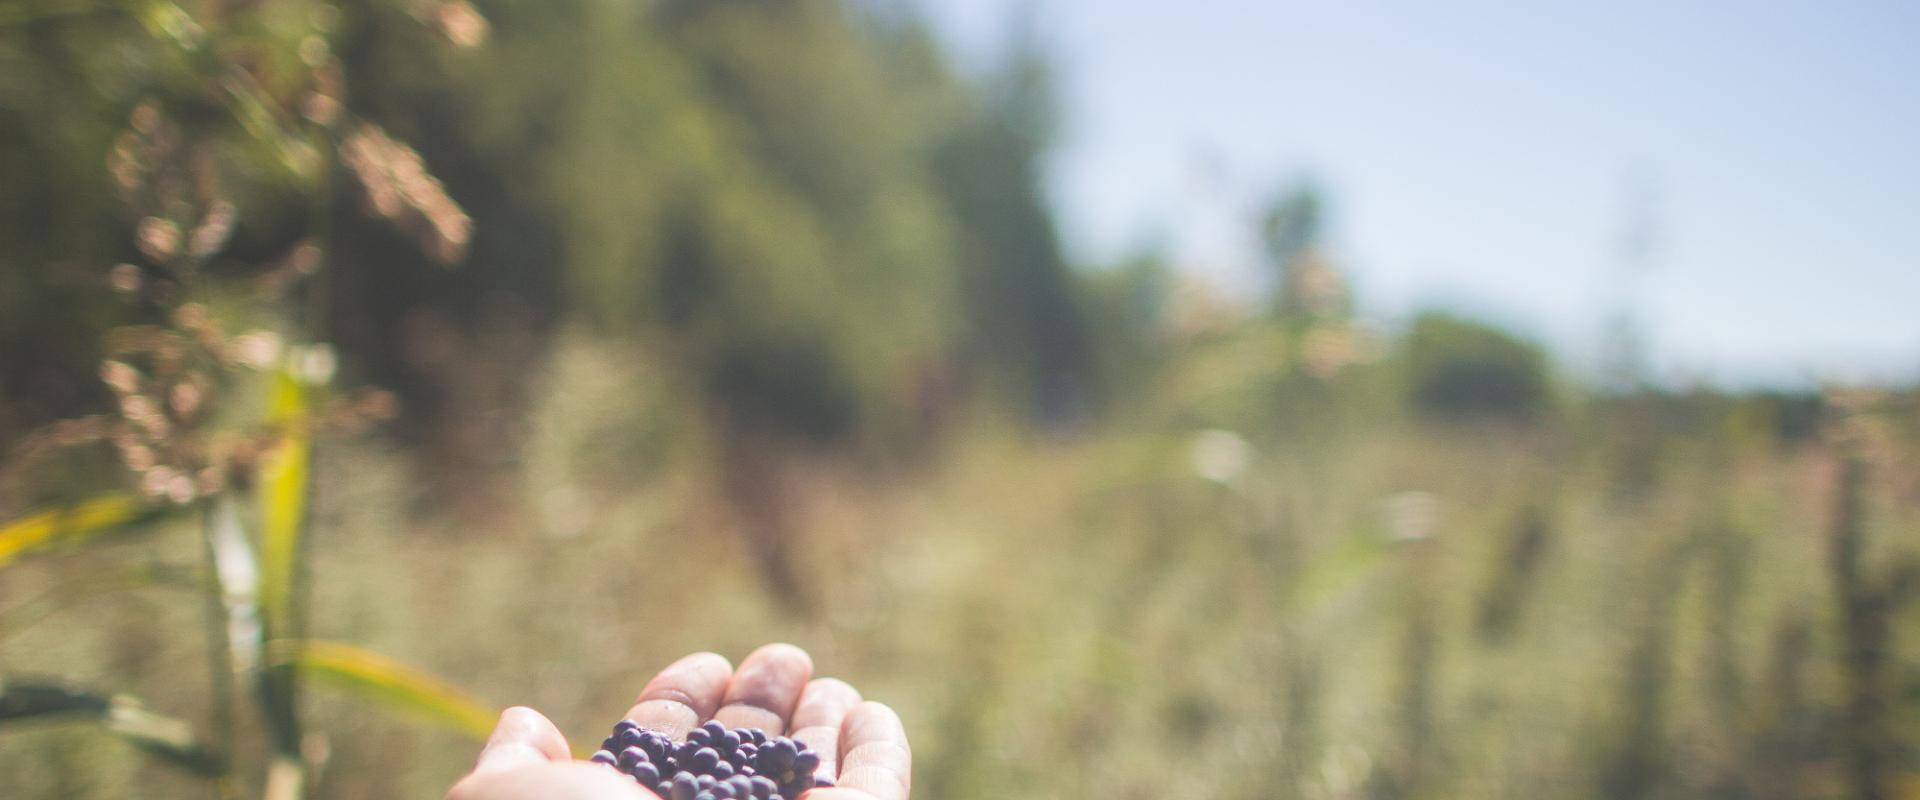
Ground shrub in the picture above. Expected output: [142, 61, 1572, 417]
[1403, 312, 1551, 421]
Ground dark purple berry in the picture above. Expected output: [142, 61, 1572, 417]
[601, 720, 837, 798]
[633, 763, 661, 786]
[762, 740, 796, 771]
[693, 747, 721, 772]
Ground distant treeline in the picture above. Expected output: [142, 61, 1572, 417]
[0, 0, 1828, 487]
[1, 0, 1092, 463]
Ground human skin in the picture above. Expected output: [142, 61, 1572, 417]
[445, 644, 910, 800]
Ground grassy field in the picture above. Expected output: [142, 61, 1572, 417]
[3, 334, 1915, 800]
[3, 2, 1913, 797]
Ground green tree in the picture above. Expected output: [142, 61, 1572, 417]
[1402, 312, 1552, 421]
[931, 17, 1094, 428]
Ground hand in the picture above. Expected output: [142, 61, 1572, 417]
[446, 644, 911, 800]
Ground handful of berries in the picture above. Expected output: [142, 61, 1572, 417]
[592, 719, 829, 800]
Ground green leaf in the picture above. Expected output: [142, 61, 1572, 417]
[253, 369, 315, 764]
[0, 676, 226, 777]
[268, 640, 496, 740]
[256, 370, 312, 637]
[0, 494, 157, 568]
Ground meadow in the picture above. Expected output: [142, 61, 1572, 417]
[4, 325, 1915, 799]
[2, 1, 1916, 798]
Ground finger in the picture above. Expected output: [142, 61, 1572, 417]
[831, 702, 910, 800]
[788, 678, 862, 779]
[471, 707, 570, 775]
[712, 643, 814, 734]
[623, 652, 733, 740]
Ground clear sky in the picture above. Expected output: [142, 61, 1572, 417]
[920, 0, 1920, 387]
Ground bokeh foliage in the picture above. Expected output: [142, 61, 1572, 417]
[3, 1, 1919, 800]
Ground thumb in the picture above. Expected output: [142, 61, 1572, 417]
[472, 706, 572, 774]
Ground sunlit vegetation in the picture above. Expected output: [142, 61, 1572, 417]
[2, 2, 1916, 799]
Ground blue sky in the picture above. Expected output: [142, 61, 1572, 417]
[920, 1, 1920, 387]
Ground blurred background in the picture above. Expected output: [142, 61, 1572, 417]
[1, 1, 1917, 798]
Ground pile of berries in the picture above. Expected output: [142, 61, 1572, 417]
[591, 719, 830, 800]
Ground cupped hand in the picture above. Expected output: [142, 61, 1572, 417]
[446, 644, 910, 800]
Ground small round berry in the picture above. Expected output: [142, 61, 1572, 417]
[693, 746, 722, 771]
[632, 762, 661, 786]
[762, 739, 796, 770]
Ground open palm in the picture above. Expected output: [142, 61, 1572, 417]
[447, 644, 909, 800]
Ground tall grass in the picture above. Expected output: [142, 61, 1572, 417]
[0, 3, 500, 797]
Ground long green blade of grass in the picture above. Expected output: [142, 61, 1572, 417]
[257, 369, 311, 637]
[252, 368, 315, 783]
[0, 494, 153, 568]
[0, 676, 226, 777]
[268, 640, 496, 740]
